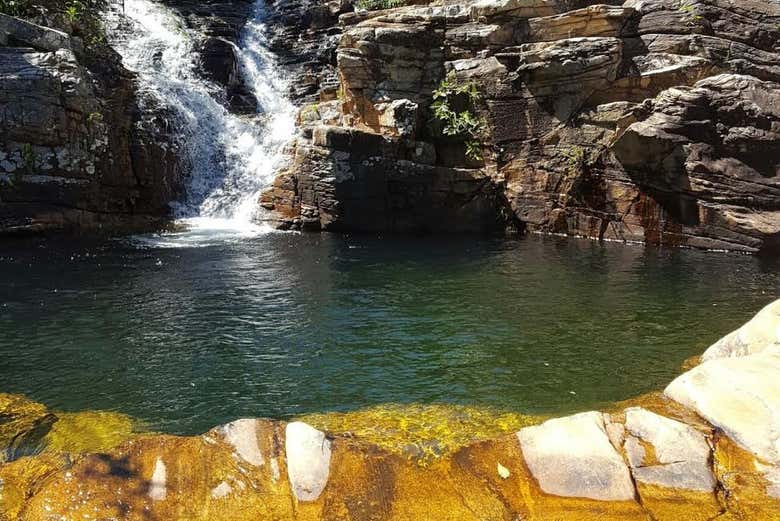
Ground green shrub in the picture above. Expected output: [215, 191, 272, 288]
[677, 0, 702, 25]
[431, 72, 487, 161]
[355, 0, 407, 11]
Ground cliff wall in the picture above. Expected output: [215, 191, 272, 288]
[260, 0, 780, 253]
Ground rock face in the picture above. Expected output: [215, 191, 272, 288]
[261, 0, 780, 252]
[0, 13, 181, 234]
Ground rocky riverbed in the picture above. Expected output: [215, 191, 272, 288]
[1, 298, 779, 520]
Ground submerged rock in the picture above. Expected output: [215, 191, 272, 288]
[0, 394, 55, 463]
[296, 402, 542, 463]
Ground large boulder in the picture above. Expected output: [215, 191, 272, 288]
[516, 411, 636, 501]
[665, 345, 780, 465]
[701, 298, 780, 361]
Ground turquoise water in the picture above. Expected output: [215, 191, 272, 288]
[0, 232, 777, 434]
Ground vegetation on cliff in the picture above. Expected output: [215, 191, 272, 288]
[431, 72, 487, 161]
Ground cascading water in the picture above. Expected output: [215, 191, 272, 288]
[106, 0, 296, 242]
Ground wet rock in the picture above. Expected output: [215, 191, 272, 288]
[285, 421, 332, 501]
[42, 410, 139, 454]
[0, 393, 55, 462]
[702, 298, 780, 361]
[0, 13, 72, 52]
[665, 345, 780, 465]
[0, 452, 70, 520]
[516, 411, 636, 501]
[623, 407, 715, 492]
[712, 435, 780, 519]
[198, 37, 240, 88]
[22, 421, 297, 520]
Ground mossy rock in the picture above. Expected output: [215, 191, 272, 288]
[42, 410, 141, 454]
[0, 393, 55, 463]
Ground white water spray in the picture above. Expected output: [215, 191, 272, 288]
[107, 0, 296, 240]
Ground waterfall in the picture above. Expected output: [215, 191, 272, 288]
[107, 0, 296, 238]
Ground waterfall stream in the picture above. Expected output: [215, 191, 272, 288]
[107, 0, 296, 241]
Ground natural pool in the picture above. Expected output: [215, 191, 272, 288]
[1, 231, 778, 436]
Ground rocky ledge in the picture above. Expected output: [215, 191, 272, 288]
[2, 298, 780, 520]
[260, 0, 780, 253]
[0, 10, 181, 235]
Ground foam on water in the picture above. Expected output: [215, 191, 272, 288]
[107, 0, 296, 246]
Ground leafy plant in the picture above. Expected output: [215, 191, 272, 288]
[431, 72, 487, 161]
[355, 0, 407, 11]
[562, 146, 586, 172]
[677, 0, 702, 25]
[64, 0, 82, 23]
[87, 111, 103, 126]
[300, 103, 319, 120]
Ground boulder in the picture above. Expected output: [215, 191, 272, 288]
[516, 411, 636, 501]
[0, 13, 71, 52]
[623, 407, 715, 492]
[665, 346, 780, 465]
[701, 298, 780, 361]
[285, 421, 332, 501]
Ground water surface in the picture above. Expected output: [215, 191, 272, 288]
[1, 232, 777, 434]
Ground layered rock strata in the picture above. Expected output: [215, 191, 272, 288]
[2, 298, 780, 519]
[0, 12, 181, 234]
[261, 0, 780, 253]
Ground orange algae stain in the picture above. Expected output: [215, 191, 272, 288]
[681, 354, 702, 372]
[0, 452, 69, 520]
[295, 403, 544, 464]
[605, 391, 711, 431]
[633, 482, 722, 521]
[712, 435, 780, 520]
[451, 434, 647, 521]
[21, 428, 298, 521]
